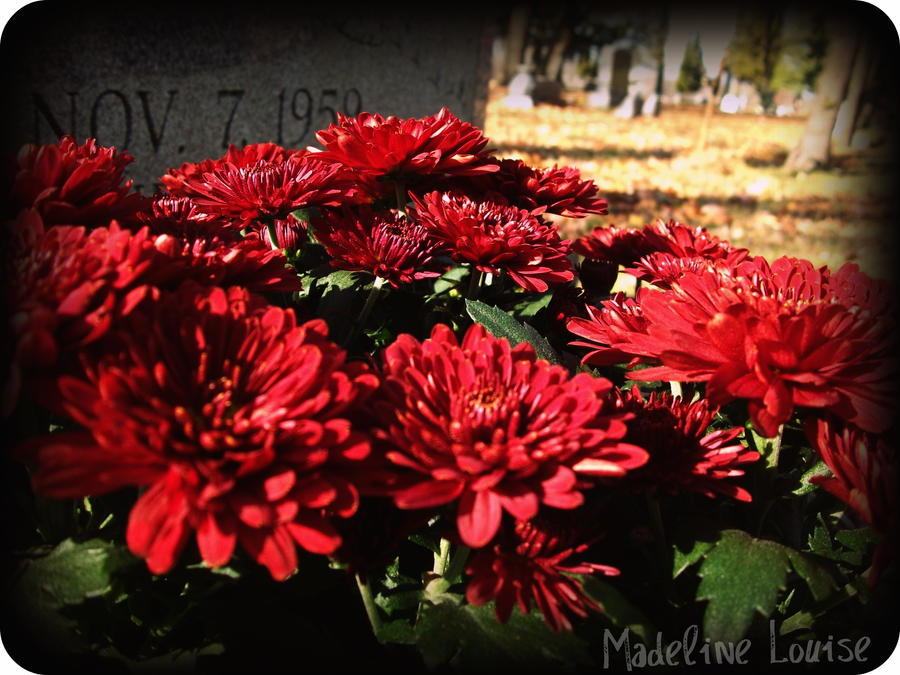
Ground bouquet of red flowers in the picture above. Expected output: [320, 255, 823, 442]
[2, 109, 897, 673]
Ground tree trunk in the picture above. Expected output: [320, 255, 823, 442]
[832, 39, 871, 149]
[653, 6, 669, 111]
[695, 60, 725, 152]
[543, 27, 571, 81]
[503, 6, 531, 85]
[785, 17, 859, 172]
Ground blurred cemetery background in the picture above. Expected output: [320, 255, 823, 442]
[480, 2, 899, 281]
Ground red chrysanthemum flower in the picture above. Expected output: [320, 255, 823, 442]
[141, 197, 303, 294]
[572, 220, 749, 292]
[475, 158, 609, 218]
[545, 284, 590, 335]
[3, 219, 180, 414]
[159, 142, 308, 197]
[567, 293, 649, 368]
[314, 107, 497, 182]
[17, 284, 379, 580]
[571, 225, 647, 296]
[137, 194, 237, 240]
[412, 191, 574, 293]
[9, 136, 148, 226]
[372, 323, 647, 548]
[311, 207, 449, 288]
[253, 218, 307, 251]
[221, 141, 307, 167]
[184, 156, 357, 230]
[624, 220, 750, 287]
[625, 251, 728, 289]
[465, 512, 618, 632]
[567, 257, 899, 438]
[806, 415, 898, 586]
[571, 224, 646, 267]
[640, 218, 749, 263]
[610, 385, 758, 501]
[828, 261, 898, 318]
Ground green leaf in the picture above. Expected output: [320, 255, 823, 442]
[18, 538, 134, 606]
[414, 601, 593, 670]
[424, 577, 453, 602]
[697, 529, 792, 642]
[806, 520, 878, 566]
[465, 299, 560, 364]
[290, 208, 311, 224]
[511, 292, 552, 319]
[375, 589, 423, 617]
[808, 517, 836, 558]
[746, 424, 782, 472]
[694, 531, 839, 643]
[780, 610, 815, 635]
[834, 527, 879, 554]
[670, 520, 722, 578]
[581, 578, 657, 645]
[319, 269, 364, 293]
[792, 459, 831, 495]
[407, 533, 440, 555]
[315, 270, 368, 335]
[376, 619, 417, 645]
[784, 549, 839, 602]
[5, 538, 136, 655]
[432, 266, 469, 295]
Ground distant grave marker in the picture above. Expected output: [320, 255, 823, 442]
[2, 4, 490, 191]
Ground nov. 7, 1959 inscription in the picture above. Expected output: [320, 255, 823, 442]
[30, 86, 364, 156]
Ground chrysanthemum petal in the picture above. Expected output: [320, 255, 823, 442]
[457, 488, 503, 548]
[196, 511, 238, 568]
[126, 479, 191, 575]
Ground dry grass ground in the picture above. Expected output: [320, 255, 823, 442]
[483, 87, 899, 280]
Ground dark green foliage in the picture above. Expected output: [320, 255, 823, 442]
[676, 34, 704, 93]
[726, 6, 786, 111]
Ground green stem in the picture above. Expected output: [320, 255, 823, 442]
[394, 181, 408, 215]
[754, 423, 784, 535]
[355, 573, 383, 640]
[359, 276, 385, 326]
[433, 537, 451, 575]
[343, 277, 385, 347]
[265, 220, 282, 252]
[466, 268, 483, 300]
[443, 544, 471, 583]
[765, 424, 784, 472]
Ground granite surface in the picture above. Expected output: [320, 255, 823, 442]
[2, 3, 490, 191]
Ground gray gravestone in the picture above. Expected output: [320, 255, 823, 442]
[2, 4, 491, 192]
[502, 65, 535, 110]
[507, 66, 536, 97]
[613, 93, 640, 119]
[641, 93, 660, 117]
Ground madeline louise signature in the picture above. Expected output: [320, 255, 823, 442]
[601, 622, 871, 670]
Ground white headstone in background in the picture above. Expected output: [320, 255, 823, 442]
[507, 67, 536, 97]
[641, 93, 660, 117]
[613, 93, 641, 119]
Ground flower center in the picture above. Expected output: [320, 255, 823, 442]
[466, 386, 503, 413]
[202, 376, 238, 425]
[628, 407, 681, 452]
[451, 373, 522, 445]
[172, 361, 249, 454]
